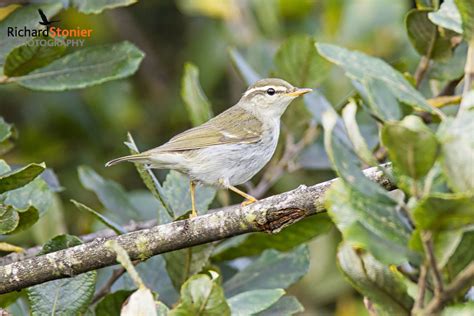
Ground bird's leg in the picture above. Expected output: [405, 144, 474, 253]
[190, 180, 197, 218]
[227, 185, 258, 207]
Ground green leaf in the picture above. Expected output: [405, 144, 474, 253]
[337, 243, 414, 315]
[71, 199, 126, 235]
[437, 111, 474, 193]
[326, 180, 417, 265]
[223, 245, 309, 297]
[212, 214, 332, 261]
[12, 41, 144, 91]
[170, 273, 231, 316]
[0, 290, 22, 308]
[256, 296, 304, 316]
[124, 133, 173, 220]
[37, 234, 81, 255]
[446, 230, 474, 276]
[322, 110, 391, 198]
[0, 3, 63, 74]
[316, 43, 443, 117]
[381, 115, 439, 179]
[3, 176, 53, 216]
[323, 110, 418, 265]
[304, 91, 349, 140]
[415, 0, 438, 9]
[13, 205, 39, 234]
[428, 0, 463, 33]
[0, 206, 19, 234]
[95, 290, 134, 316]
[274, 35, 331, 87]
[442, 302, 474, 316]
[455, 0, 474, 40]
[430, 42, 467, 80]
[112, 255, 179, 306]
[228, 289, 285, 316]
[181, 62, 213, 126]
[69, 0, 138, 14]
[229, 48, 261, 85]
[363, 77, 403, 121]
[413, 193, 474, 230]
[163, 170, 215, 218]
[342, 101, 377, 166]
[0, 162, 45, 194]
[78, 165, 141, 224]
[0, 117, 15, 155]
[4, 36, 66, 77]
[27, 235, 97, 316]
[164, 243, 215, 291]
[406, 9, 456, 60]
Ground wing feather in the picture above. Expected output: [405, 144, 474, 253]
[148, 107, 262, 153]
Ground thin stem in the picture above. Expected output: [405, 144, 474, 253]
[423, 262, 474, 314]
[462, 43, 474, 97]
[91, 267, 126, 304]
[414, 56, 430, 88]
[413, 262, 429, 313]
[421, 231, 444, 297]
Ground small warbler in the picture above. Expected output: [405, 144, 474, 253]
[106, 78, 311, 217]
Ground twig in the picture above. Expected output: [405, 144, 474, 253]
[423, 262, 474, 314]
[462, 43, 474, 97]
[250, 122, 319, 198]
[438, 78, 463, 96]
[0, 165, 394, 294]
[458, 43, 474, 116]
[92, 267, 126, 304]
[421, 232, 444, 297]
[0, 0, 29, 7]
[414, 56, 430, 88]
[413, 262, 429, 313]
[364, 297, 378, 316]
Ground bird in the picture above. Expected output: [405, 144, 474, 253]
[38, 9, 60, 26]
[106, 78, 312, 218]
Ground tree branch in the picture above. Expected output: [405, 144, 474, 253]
[0, 166, 394, 294]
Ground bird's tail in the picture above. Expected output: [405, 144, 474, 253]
[105, 153, 150, 167]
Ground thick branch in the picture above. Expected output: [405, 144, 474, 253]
[0, 166, 393, 294]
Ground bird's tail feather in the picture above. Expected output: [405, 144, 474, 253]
[105, 153, 150, 167]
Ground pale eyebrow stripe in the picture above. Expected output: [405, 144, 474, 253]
[243, 85, 287, 97]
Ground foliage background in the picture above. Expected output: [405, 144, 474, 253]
[0, 0, 472, 315]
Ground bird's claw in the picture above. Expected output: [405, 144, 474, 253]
[241, 198, 258, 207]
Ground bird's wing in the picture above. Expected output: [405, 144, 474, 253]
[148, 107, 262, 153]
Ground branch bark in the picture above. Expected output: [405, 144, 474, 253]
[0, 166, 394, 294]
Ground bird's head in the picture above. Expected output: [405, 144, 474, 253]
[238, 78, 312, 120]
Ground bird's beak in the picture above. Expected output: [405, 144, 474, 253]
[284, 87, 313, 97]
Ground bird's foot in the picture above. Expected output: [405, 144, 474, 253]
[241, 197, 258, 207]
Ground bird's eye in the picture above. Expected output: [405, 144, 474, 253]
[266, 88, 275, 96]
